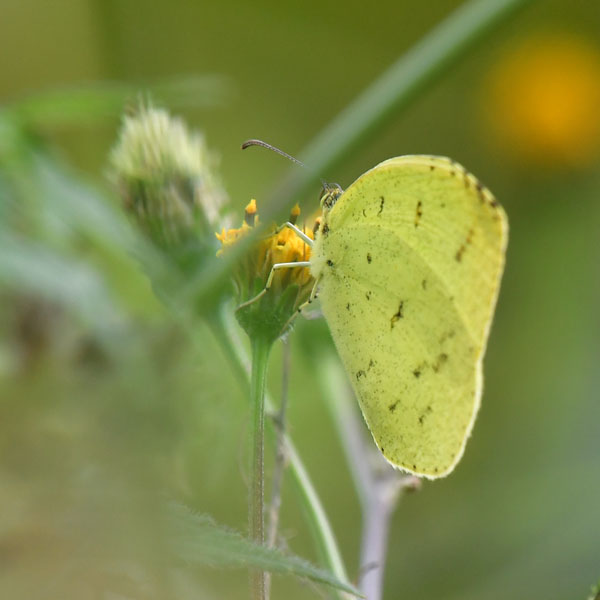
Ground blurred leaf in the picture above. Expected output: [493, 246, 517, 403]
[166, 502, 363, 597]
[32, 153, 135, 248]
[0, 130, 168, 318]
[4, 74, 232, 129]
[0, 231, 126, 341]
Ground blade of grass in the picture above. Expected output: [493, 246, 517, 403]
[186, 0, 535, 305]
[265, 0, 535, 218]
[6, 75, 231, 129]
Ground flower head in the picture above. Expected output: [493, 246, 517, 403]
[216, 202, 317, 341]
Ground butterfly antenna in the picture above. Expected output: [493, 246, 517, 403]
[241, 139, 307, 167]
[241, 139, 327, 187]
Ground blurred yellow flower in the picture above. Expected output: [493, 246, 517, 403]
[484, 33, 600, 168]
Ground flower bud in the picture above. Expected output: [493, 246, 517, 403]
[110, 105, 226, 255]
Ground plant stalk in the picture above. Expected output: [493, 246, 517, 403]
[318, 352, 419, 600]
[212, 309, 351, 597]
[249, 333, 272, 600]
[265, 339, 291, 598]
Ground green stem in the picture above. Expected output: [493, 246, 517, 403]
[286, 444, 351, 599]
[261, 0, 534, 219]
[249, 333, 272, 600]
[190, 0, 534, 306]
[210, 311, 351, 596]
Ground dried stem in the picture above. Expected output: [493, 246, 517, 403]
[319, 353, 420, 600]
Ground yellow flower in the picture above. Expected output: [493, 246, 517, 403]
[483, 33, 600, 168]
[216, 201, 318, 341]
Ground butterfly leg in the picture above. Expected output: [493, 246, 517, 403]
[275, 222, 314, 247]
[279, 277, 321, 333]
[235, 260, 312, 312]
[235, 220, 314, 312]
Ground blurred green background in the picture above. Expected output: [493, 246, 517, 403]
[1, 1, 599, 599]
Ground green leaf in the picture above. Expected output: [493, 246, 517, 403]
[166, 502, 362, 597]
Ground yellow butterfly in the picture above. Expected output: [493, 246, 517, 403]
[242, 146, 507, 478]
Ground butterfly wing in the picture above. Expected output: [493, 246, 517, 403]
[310, 156, 507, 478]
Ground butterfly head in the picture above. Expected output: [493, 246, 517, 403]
[318, 182, 343, 214]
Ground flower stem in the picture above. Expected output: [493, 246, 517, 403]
[213, 310, 351, 597]
[249, 333, 272, 600]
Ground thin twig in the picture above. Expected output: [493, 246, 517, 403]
[319, 353, 420, 600]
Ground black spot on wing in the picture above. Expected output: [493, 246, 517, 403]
[390, 301, 404, 329]
[439, 330, 456, 344]
[432, 353, 449, 373]
[388, 400, 399, 413]
[414, 201, 423, 227]
[412, 360, 428, 378]
[378, 196, 385, 215]
[418, 405, 433, 425]
[356, 369, 366, 381]
[463, 169, 470, 189]
[475, 180, 485, 202]
[367, 253, 372, 264]
[455, 228, 475, 262]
